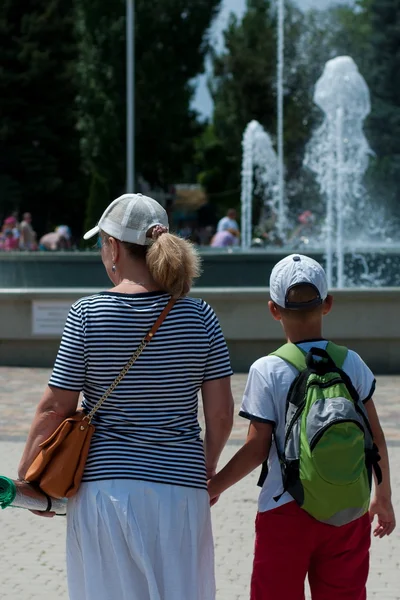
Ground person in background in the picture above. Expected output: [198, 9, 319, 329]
[216, 208, 240, 244]
[288, 209, 315, 244]
[197, 200, 218, 245]
[0, 216, 19, 250]
[19, 212, 37, 250]
[199, 224, 215, 246]
[2, 228, 19, 250]
[39, 225, 72, 251]
[177, 220, 193, 240]
[4, 215, 20, 239]
[210, 230, 236, 248]
[10, 212, 21, 239]
[18, 193, 234, 600]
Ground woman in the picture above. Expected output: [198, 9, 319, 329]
[18, 193, 234, 600]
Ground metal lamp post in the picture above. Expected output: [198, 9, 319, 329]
[277, 0, 285, 239]
[126, 0, 135, 193]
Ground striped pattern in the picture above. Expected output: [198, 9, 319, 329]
[49, 291, 232, 489]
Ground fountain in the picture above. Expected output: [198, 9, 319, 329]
[241, 120, 281, 250]
[237, 55, 399, 287]
[304, 56, 374, 288]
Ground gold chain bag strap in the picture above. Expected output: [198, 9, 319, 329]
[25, 297, 176, 499]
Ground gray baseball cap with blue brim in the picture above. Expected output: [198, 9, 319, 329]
[270, 254, 328, 309]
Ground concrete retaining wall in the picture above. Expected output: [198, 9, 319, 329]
[0, 288, 399, 373]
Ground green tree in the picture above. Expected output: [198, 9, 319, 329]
[0, 1, 83, 234]
[84, 171, 110, 236]
[363, 0, 400, 214]
[76, 0, 222, 225]
[198, 0, 277, 216]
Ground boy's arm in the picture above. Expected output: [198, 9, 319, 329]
[365, 398, 396, 538]
[208, 421, 273, 499]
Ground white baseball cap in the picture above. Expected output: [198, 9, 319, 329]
[270, 254, 328, 309]
[83, 193, 169, 245]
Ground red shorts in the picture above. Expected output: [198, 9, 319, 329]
[251, 501, 371, 600]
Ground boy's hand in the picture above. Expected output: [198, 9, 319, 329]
[369, 497, 396, 538]
[207, 479, 218, 502]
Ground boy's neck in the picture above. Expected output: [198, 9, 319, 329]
[283, 321, 324, 345]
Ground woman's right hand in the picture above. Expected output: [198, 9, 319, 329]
[16, 480, 56, 517]
[29, 510, 56, 518]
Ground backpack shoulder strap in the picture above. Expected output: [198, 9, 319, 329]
[272, 342, 348, 372]
[270, 343, 307, 372]
[326, 342, 348, 369]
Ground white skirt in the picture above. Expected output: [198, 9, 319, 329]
[66, 479, 215, 600]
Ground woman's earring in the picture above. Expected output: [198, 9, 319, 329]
[112, 264, 116, 273]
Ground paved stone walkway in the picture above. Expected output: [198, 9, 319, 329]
[0, 370, 399, 599]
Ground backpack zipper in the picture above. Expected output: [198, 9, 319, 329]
[284, 402, 305, 447]
[307, 377, 345, 389]
[307, 378, 370, 436]
[310, 418, 364, 451]
[284, 377, 355, 448]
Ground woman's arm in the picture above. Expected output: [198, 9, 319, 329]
[365, 398, 396, 538]
[18, 385, 80, 480]
[201, 377, 234, 477]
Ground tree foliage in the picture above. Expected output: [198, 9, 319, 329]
[0, 1, 83, 233]
[363, 0, 400, 213]
[76, 0, 222, 220]
[204, 0, 277, 207]
[0, 1, 221, 235]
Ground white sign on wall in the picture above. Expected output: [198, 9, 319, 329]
[32, 301, 72, 336]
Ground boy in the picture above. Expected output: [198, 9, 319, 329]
[208, 254, 396, 600]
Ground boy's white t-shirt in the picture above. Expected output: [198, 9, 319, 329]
[239, 340, 376, 514]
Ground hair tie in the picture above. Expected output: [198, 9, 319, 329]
[152, 225, 168, 240]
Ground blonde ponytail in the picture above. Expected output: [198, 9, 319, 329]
[146, 233, 201, 297]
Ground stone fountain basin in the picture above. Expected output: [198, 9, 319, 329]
[1, 247, 400, 288]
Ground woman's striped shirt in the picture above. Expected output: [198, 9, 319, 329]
[49, 291, 233, 490]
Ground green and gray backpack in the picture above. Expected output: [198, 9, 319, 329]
[263, 342, 382, 527]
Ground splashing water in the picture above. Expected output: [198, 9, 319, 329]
[304, 56, 374, 287]
[241, 120, 284, 249]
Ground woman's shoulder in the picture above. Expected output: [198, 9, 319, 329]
[178, 295, 202, 308]
[177, 297, 219, 330]
[70, 292, 113, 314]
[177, 295, 212, 315]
